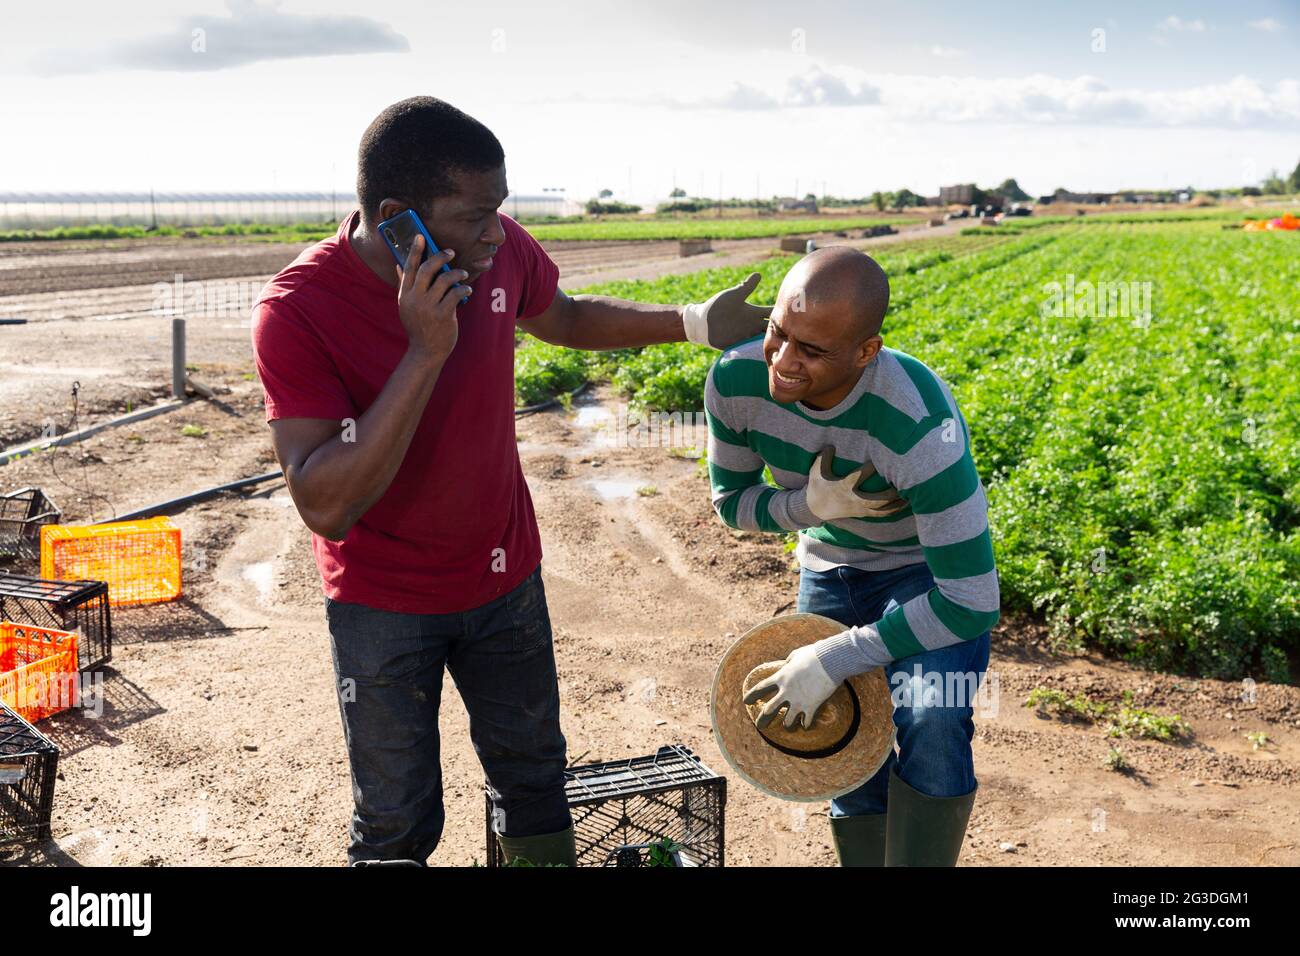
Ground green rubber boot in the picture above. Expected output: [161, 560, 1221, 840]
[829, 812, 888, 867]
[497, 825, 577, 867]
[884, 766, 977, 867]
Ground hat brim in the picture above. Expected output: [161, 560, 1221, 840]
[711, 613, 895, 802]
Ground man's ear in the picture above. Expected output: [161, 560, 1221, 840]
[375, 198, 408, 224]
[857, 334, 883, 368]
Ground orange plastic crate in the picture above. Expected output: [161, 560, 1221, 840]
[0, 621, 80, 723]
[40, 517, 182, 607]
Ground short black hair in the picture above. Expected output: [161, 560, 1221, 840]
[356, 96, 505, 220]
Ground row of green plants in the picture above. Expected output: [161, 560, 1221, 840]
[522, 214, 921, 242]
[12, 205, 1288, 245]
[14, 207, 1283, 246]
[964, 207, 1300, 238]
[516, 223, 1299, 681]
[0, 221, 340, 243]
[1024, 687, 1191, 741]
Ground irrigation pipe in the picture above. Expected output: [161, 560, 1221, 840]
[515, 381, 591, 418]
[12, 378, 585, 517]
[106, 379, 592, 521]
[0, 399, 187, 466]
[97, 470, 284, 523]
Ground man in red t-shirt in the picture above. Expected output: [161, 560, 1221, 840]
[250, 96, 768, 866]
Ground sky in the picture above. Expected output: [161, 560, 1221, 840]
[1, 0, 1297, 203]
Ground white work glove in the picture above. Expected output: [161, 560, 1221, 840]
[682, 272, 771, 348]
[800, 446, 879, 521]
[742, 645, 841, 731]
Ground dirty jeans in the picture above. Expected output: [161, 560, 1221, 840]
[797, 561, 991, 816]
[325, 564, 571, 864]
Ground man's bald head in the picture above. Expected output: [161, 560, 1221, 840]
[780, 246, 890, 341]
[763, 247, 891, 409]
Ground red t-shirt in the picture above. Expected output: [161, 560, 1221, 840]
[250, 210, 558, 614]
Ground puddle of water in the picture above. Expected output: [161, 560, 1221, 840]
[242, 562, 275, 599]
[589, 478, 641, 501]
[574, 406, 613, 428]
[570, 401, 623, 451]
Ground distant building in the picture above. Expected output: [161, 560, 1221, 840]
[1116, 191, 1170, 204]
[1042, 189, 1115, 205]
[939, 184, 976, 205]
[777, 196, 818, 213]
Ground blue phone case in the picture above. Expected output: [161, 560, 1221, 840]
[377, 209, 468, 304]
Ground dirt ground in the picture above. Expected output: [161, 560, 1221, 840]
[1, 231, 1297, 867]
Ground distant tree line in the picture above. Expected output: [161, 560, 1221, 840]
[588, 159, 1299, 218]
[1253, 158, 1300, 195]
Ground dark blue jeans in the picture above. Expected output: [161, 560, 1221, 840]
[797, 561, 991, 816]
[325, 564, 571, 864]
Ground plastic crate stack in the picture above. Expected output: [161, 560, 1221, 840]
[41, 516, 182, 607]
[485, 744, 727, 867]
[0, 488, 62, 563]
[0, 574, 112, 672]
[0, 621, 80, 724]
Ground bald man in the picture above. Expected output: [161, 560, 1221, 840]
[704, 247, 998, 867]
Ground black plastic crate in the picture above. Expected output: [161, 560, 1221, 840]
[486, 744, 726, 867]
[0, 488, 61, 563]
[0, 573, 112, 671]
[0, 699, 59, 844]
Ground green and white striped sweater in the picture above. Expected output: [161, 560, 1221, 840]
[704, 336, 999, 680]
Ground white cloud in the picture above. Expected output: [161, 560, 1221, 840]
[605, 60, 1300, 129]
[27, 0, 409, 74]
[1160, 15, 1207, 32]
[1247, 18, 1284, 33]
[876, 73, 1299, 127]
[672, 66, 880, 110]
[929, 45, 966, 59]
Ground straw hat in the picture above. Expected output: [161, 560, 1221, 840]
[710, 613, 895, 802]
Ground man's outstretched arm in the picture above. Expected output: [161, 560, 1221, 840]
[518, 273, 769, 351]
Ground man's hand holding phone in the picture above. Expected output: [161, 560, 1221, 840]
[396, 233, 470, 368]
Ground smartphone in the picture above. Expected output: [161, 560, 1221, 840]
[377, 208, 468, 304]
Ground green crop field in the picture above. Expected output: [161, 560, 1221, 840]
[521, 215, 922, 242]
[517, 222, 1300, 680]
[0, 214, 920, 244]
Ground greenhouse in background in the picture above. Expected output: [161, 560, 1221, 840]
[0, 191, 583, 229]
